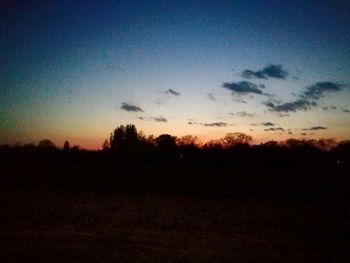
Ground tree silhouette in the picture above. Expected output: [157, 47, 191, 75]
[63, 141, 70, 150]
[109, 124, 145, 158]
[38, 139, 56, 149]
[155, 134, 177, 150]
[177, 135, 199, 147]
[316, 138, 337, 151]
[222, 132, 252, 148]
[102, 139, 109, 151]
[110, 125, 126, 151]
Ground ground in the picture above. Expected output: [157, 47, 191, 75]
[1, 190, 349, 262]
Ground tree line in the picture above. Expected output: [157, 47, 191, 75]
[3, 124, 347, 153]
[0, 124, 349, 200]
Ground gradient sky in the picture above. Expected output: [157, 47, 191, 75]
[1, 0, 350, 149]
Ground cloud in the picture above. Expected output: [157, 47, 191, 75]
[261, 122, 275, 126]
[204, 122, 228, 127]
[302, 126, 327, 131]
[166, 89, 180, 96]
[229, 111, 254, 118]
[187, 120, 235, 127]
[235, 99, 247, 103]
[322, 105, 337, 111]
[242, 64, 288, 80]
[264, 127, 285, 132]
[264, 81, 343, 114]
[222, 81, 264, 95]
[251, 122, 276, 126]
[302, 82, 342, 100]
[265, 99, 317, 113]
[121, 103, 143, 112]
[242, 70, 266, 79]
[154, 116, 168, 122]
[207, 93, 216, 101]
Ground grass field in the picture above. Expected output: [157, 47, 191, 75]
[1, 189, 349, 262]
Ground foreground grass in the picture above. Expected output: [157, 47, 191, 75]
[1, 189, 349, 262]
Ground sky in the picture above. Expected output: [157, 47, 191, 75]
[1, 0, 350, 149]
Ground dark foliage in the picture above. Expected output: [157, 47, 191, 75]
[1, 125, 349, 204]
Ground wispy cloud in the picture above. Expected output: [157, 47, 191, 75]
[302, 82, 342, 100]
[203, 122, 228, 127]
[166, 89, 180, 96]
[264, 81, 342, 114]
[242, 64, 288, 80]
[121, 103, 143, 112]
[222, 81, 265, 95]
[251, 122, 276, 126]
[265, 99, 317, 113]
[154, 116, 168, 122]
[261, 122, 275, 126]
[264, 127, 285, 132]
[229, 111, 254, 118]
[322, 105, 337, 111]
[187, 121, 234, 127]
[235, 99, 247, 103]
[301, 126, 327, 131]
[207, 93, 216, 101]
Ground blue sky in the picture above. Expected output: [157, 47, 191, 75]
[1, 0, 350, 148]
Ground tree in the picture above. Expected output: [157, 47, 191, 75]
[38, 139, 56, 149]
[110, 125, 126, 151]
[316, 138, 337, 151]
[177, 135, 199, 147]
[155, 134, 177, 150]
[203, 139, 223, 150]
[284, 138, 304, 148]
[222, 132, 252, 148]
[102, 139, 109, 151]
[109, 124, 141, 154]
[63, 140, 70, 150]
[262, 140, 279, 147]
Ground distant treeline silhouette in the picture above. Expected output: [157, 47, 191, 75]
[1, 124, 349, 201]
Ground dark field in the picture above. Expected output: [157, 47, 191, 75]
[1, 189, 349, 262]
[1, 139, 350, 262]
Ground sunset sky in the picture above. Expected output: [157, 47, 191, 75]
[1, 0, 350, 149]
